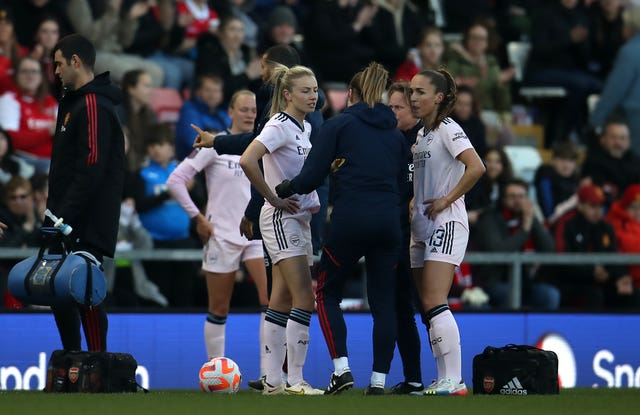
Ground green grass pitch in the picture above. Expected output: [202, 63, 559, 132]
[2, 388, 640, 415]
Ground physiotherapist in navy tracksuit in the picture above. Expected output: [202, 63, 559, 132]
[276, 63, 406, 395]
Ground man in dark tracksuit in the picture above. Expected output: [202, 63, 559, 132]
[277, 96, 406, 394]
[47, 34, 125, 351]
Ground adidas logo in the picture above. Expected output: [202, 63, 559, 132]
[430, 247, 438, 253]
[499, 377, 528, 395]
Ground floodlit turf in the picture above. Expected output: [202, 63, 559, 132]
[1, 388, 639, 415]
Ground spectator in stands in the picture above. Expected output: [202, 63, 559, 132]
[0, 176, 42, 248]
[466, 147, 513, 226]
[607, 184, 640, 290]
[30, 16, 61, 98]
[582, 117, 640, 203]
[304, 0, 377, 84]
[0, 7, 29, 93]
[554, 184, 639, 309]
[534, 141, 580, 224]
[442, 0, 494, 33]
[65, 0, 164, 86]
[176, 0, 220, 40]
[257, 6, 305, 61]
[525, 0, 602, 143]
[394, 26, 444, 82]
[445, 20, 514, 118]
[124, 0, 194, 91]
[196, 15, 262, 106]
[175, 74, 231, 160]
[228, 0, 259, 50]
[474, 178, 560, 310]
[117, 69, 157, 171]
[495, 0, 534, 45]
[588, 0, 625, 80]
[0, 56, 57, 174]
[131, 123, 199, 307]
[451, 85, 487, 156]
[367, 0, 422, 76]
[12, 0, 72, 49]
[590, 5, 640, 152]
[0, 128, 34, 186]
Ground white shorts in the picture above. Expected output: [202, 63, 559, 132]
[260, 206, 313, 266]
[410, 221, 468, 268]
[202, 238, 264, 273]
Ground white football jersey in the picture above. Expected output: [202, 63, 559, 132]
[257, 112, 320, 214]
[185, 144, 250, 245]
[412, 117, 473, 242]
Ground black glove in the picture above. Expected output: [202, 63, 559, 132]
[275, 180, 295, 198]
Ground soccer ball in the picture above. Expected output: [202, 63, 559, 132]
[199, 357, 242, 393]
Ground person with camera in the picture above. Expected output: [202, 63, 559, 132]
[46, 34, 125, 351]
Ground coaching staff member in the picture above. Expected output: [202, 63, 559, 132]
[47, 34, 125, 351]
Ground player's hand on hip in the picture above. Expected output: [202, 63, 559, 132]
[270, 195, 300, 215]
[239, 216, 254, 240]
[191, 124, 216, 148]
[195, 214, 213, 244]
[423, 197, 450, 220]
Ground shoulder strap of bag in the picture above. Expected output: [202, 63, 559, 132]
[82, 256, 93, 306]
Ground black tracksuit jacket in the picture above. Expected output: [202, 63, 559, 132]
[46, 72, 125, 259]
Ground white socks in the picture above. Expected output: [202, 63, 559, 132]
[259, 310, 266, 377]
[204, 313, 226, 359]
[428, 307, 462, 383]
[286, 308, 312, 386]
[333, 356, 350, 375]
[264, 309, 288, 386]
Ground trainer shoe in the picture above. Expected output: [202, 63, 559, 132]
[284, 380, 324, 395]
[422, 377, 467, 396]
[391, 381, 424, 395]
[248, 375, 265, 391]
[324, 370, 355, 395]
[262, 379, 285, 395]
[364, 385, 385, 395]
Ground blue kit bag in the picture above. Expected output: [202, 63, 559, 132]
[8, 227, 106, 306]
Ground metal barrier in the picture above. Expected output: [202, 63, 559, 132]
[3, 248, 640, 309]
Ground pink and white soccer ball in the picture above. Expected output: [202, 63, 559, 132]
[199, 357, 242, 393]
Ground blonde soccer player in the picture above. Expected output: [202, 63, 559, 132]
[239, 65, 323, 395]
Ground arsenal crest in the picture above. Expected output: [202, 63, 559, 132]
[68, 366, 79, 383]
[483, 376, 495, 393]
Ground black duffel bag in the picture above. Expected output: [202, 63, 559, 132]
[472, 344, 559, 395]
[45, 350, 142, 393]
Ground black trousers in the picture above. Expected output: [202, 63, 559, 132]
[51, 302, 108, 351]
[316, 208, 401, 374]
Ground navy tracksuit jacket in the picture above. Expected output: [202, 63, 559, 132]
[289, 101, 406, 373]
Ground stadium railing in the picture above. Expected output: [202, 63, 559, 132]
[2, 249, 639, 309]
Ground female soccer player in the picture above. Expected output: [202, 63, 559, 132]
[409, 69, 485, 395]
[275, 63, 407, 395]
[166, 90, 268, 363]
[239, 65, 323, 395]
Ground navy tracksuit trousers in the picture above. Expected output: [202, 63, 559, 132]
[316, 207, 401, 374]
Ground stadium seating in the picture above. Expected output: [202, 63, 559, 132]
[149, 88, 183, 124]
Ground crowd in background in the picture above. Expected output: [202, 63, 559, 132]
[2, 0, 640, 312]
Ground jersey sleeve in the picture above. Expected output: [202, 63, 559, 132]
[255, 122, 285, 154]
[184, 147, 218, 172]
[442, 121, 473, 159]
